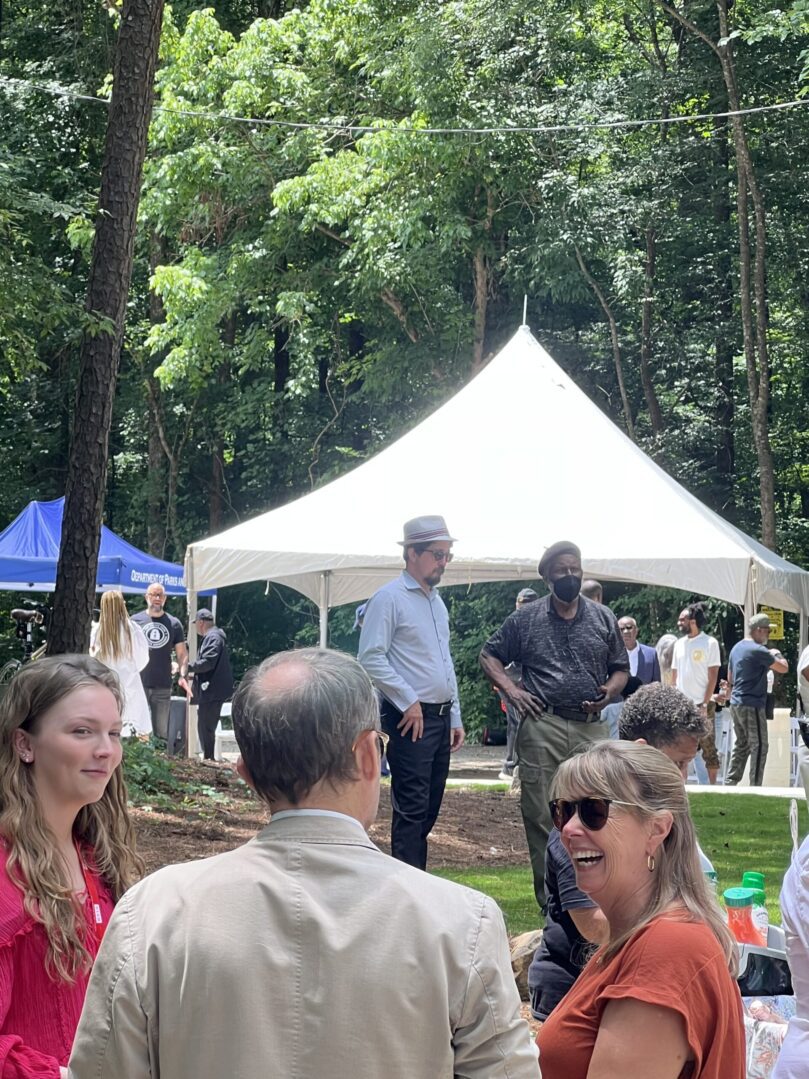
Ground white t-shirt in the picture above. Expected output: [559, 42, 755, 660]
[799, 644, 809, 714]
[671, 632, 720, 703]
[627, 645, 639, 677]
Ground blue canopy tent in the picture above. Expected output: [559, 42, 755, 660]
[0, 498, 192, 595]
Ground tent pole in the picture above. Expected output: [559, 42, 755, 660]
[186, 585, 199, 759]
[799, 611, 808, 714]
[744, 561, 757, 628]
[318, 572, 330, 648]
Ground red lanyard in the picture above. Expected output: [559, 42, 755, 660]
[74, 840, 107, 946]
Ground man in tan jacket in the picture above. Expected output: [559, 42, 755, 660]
[69, 648, 540, 1079]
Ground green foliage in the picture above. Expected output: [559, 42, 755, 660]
[2, 0, 808, 683]
[122, 737, 181, 805]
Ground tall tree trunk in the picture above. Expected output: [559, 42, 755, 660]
[712, 115, 736, 515]
[147, 232, 168, 555]
[48, 0, 164, 654]
[661, 0, 776, 548]
[471, 187, 495, 373]
[640, 226, 664, 437]
[574, 244, 636, 439]
[145, 379, 192, 561]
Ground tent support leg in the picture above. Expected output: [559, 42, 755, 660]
[318, 572, 330, 648]
[744, 562, 758, 629]
[799, 611, 808, 715]
[186, 587, 198, 759]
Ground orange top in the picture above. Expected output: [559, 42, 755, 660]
[537, 913, 745, 1079]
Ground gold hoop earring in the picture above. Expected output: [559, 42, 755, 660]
[647, 854, 656, 872]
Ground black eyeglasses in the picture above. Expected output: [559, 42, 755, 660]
[423, 549, 453, 563]
[549, 797, 642, 832]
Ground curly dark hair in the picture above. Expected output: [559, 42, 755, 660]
[618, 682, 710, 747]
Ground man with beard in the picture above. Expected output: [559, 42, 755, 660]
[132, 583, 187, 740]
[480, 541, 628, 910]
[358, 516, 464, 869]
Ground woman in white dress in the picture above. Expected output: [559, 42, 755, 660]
[90, 591, 151, 736]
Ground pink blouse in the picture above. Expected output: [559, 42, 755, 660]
[0, 844, 115, 1078]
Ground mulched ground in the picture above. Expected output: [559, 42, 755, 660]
[132, 759, 530, 873]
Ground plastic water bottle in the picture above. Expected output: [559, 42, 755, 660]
[723, 887, 767, 946]
[741, 872, 769, 940]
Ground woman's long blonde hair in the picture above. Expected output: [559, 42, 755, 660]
[552, 740, 738, 974]
[0, 654, 142, 981]
[94, 590, 133, 664]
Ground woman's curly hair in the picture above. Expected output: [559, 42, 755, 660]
[0, 654, 142, 981]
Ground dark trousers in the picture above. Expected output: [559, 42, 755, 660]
[197, 700, 224, 760]
[144, 685, 171, 740]
[381, 699, 451, 870]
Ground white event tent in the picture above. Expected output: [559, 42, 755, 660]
[185, 326, 809, 646]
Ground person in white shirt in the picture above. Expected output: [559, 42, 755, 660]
[797, 643, 809, 807]
[772, 834, 809, 1078]
[671, 602, 721, 783]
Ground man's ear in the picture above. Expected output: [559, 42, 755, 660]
[634, 737, 649, 747]
[235, 755, 256, 791]
[355, 731, 381, 783]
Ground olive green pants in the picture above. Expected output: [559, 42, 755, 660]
[516, 710, 609, 912]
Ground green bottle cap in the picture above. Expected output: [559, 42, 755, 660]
[749, 888, 766, 905]
[723, 887, 756, 908]
[742, 872, 765, 890]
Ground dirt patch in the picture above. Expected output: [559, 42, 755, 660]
[132, 760, 529, 874]
[131, 761, 540, 1035]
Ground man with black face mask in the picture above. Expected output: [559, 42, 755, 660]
[479, 541, 628, 911]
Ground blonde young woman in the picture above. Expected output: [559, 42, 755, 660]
[91, 590, 151, 735]
[0, 655, 141, 1078]
[537, 740, 744, 1079]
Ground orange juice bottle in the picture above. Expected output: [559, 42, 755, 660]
[723, 887, 766, 946]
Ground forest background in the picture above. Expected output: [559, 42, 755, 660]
[1, 0, 808, 736]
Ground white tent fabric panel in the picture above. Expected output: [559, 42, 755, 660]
[185, 327, 809, 614]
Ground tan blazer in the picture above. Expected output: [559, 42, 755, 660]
[69, 814, 540, 1078]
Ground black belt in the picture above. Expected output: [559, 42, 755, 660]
[420, 701, 453, 717]
[543, 703, 604, 725]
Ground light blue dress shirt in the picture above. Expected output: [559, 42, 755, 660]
[358, 571, 461, 728]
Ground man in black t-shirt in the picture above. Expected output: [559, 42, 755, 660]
[132, 583, 188, 740]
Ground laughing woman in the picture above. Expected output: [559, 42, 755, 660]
[537, 741, 744, 1079]
[0, 655, 141, 1078]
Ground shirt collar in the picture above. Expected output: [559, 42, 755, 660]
[401, 570, 434, 594]
[270, 808, 367, 834]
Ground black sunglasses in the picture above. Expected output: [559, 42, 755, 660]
[549, 797, 642, 832]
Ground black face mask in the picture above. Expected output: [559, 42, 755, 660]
[552, 575, 581, 603]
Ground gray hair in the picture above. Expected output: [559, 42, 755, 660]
[231, 648, 380, 805]
[655, 633, 678, 679]
[551, 741, 737, 974]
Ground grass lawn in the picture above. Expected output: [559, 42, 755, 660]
[433, 793, 808, 935]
